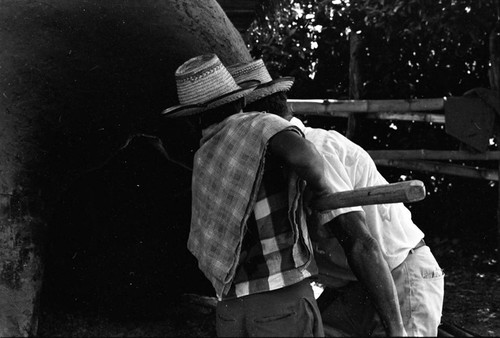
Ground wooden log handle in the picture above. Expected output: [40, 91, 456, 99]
[310, 180, 426, 211]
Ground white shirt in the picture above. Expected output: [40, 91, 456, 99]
[289, 117, 424, 284]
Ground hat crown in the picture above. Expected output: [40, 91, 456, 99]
[226, 59, 295, 104]
[227, 59, 273, 85]
[175, 54, 240, 105]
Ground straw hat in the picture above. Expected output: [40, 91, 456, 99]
[162, 54, 259, 117]
[226, 59, 294, 104]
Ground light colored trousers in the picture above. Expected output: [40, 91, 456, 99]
[322, 245, 444, 337]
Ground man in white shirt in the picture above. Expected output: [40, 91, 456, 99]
[289, 117, 444, 337]
[228, 59, 444, 336]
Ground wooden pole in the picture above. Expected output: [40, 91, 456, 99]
[368, 150, 500, 161]
[287, 98, 445, 113]
[310, 180, 426, 211]
[293, 110, 445, 123]
[287, 98, 447, 123]
[374, 159, 499, 181]
[365, 112, 445, 123]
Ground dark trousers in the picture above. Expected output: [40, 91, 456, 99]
[216, 280, 324, 337]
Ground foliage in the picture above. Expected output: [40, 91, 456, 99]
[245, 0, 499, 99]
[247, 0, 322, 97]
[358, 0, 497, 99]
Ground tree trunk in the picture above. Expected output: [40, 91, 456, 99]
[0, 1, 250, 336]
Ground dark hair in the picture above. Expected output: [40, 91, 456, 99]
[244, 91, 292, 120]
[199, 97, 245, 130]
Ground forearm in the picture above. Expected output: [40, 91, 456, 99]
[325, 212, 406, 336]
[346, 238, 406, 336]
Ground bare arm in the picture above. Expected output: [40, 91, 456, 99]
[270, 130, 405, 335]
[268, 129, 331, 195]
[323, 211, 407, 337]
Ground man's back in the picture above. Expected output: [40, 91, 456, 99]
[168, 53, 335, 337]
[190, 112, 305, 297]
[290, 118, 424, 272]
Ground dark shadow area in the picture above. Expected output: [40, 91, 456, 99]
[0, 1, 215, 323]
[40, 135, 213, 321]
[0, 2, 248, 332]
[1, 2, 207, 212]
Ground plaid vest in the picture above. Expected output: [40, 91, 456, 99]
[223, 148, 318, 299]
[188, 112, 316, 299]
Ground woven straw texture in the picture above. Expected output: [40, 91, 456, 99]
[227, 59, 273, 84]
[246, 79, 294, 104]
[176, 54, 240, 105]
[162, 54, 260, 117]
[227, 59, 294, 104]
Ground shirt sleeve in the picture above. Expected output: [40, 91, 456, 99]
[315, 147, 364, 225]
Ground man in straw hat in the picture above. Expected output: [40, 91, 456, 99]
[228, 59, 444, 337]
[163, 53, 339, 337]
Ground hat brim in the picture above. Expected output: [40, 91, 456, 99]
[162, 81, 260, 118]
[245, 77, 295, 104]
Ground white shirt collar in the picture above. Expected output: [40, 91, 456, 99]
[289, 116, 306, 132]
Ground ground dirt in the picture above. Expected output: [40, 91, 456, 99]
[437, 245, 500, 337]
[37, 243, 499, 337]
